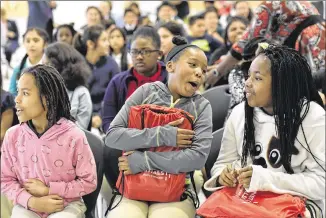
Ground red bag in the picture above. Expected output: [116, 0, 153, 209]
[116, 104, 194, 202]
[197, 185, 306, 218]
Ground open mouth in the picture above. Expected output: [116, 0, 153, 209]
[245, 89, 254, 97]
[189, 81, 199, 88]
[16, 108, 23, 115]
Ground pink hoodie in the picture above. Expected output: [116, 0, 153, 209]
[1, 118, 97, 217]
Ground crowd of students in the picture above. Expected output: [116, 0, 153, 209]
[1, 1, 325, 218]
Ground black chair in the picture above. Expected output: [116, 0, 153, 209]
[102, 146, 121, 189]
[203, 128, 224, 197]
[82, 130, 104, 218]
[202, 85, 231, 132]
[205, 128, 224, 180]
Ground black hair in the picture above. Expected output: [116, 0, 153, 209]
[157, 1, 177, 14]
[124, 8, 137, 17]
[45, 42, 91, 91]
[234, 1, 253, 22]
[166, 36, 200, 63]
[16, 27, 50, 81]
[139, 15, 152, 26]
[73, 25, 105, 56]
[224, 16, 249, 48]
[53, 24, 77, 43]
[129, 2, 140, 10]
[21, 64, 75, 127]
[189, 13, 205, 26]
[158, 21, 186, 37]
[131, 26, 161, 50]
[204, 6, 219, 18]
[103, 19, 116, 30]
[242, 44, 325, 173]
[86, 6, 104, 23]
[204, 1, 215, 6]
[109, 27, 129, 71]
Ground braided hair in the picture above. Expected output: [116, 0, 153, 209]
[241, 44, 325, 173]
[21, 65, 75, 127]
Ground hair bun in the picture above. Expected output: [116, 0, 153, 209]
[172, 36, 188, 46]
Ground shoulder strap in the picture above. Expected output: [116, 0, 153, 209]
[283, 15, 324, 49]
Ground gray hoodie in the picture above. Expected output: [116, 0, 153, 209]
[67, 86, 92, 130]
[105, 81, 213, 174]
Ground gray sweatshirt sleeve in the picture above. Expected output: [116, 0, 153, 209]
[105, 83, 178, 151]
[128, 102, 213, 174]
[70, 87, 92, 130]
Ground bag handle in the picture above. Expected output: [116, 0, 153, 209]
[283, 15, 324, 49]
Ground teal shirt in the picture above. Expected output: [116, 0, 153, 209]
[9, 63, 27, 96]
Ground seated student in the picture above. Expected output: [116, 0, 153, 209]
[102, 26, 168, 133]
[74, 25, 120, 130]
[9, 28, 49, 96]
[101, 26, 168, 193]
[44, 42, 93, 130]
[80, 6, 104, 31]
[108, 27, 132, 72]
[123, 8, 139, 47]
[227, 37, 270, 118]
[158, 21, 186, 61]
[204, 44, 325, 218]
[204, 6, 224, 44]
[232, 1, 253, 23]
[99, 0, 115, 24]
[208, 16, 249, 66]
[1, 65, 97, 218]
[105, 36, 212, 218]
[187, 13, 222, 61]
[53, 24, 77, 45]
[208, 16, 249, 87]
[155, 2, 186, 29]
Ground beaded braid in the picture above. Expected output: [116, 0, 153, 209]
[241, 44, 325, 173]
[22, 64, 75, 127]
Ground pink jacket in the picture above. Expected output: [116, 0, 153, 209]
[1, 118, 97, 217]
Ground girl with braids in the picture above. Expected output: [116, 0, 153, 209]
[226, 37, 271, 119]
[9, 27, 49, 96]
[1, 65, 97, 218]
[74, 24, 120, 130]
[204, 44, 325, 217]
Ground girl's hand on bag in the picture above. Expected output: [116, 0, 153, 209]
[218, 164, 238, 187]
[168, 118, 195, 148]
[118, 151, 134, 175]
[237, 166, 253, 189]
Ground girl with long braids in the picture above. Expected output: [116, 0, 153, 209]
[205, 44, 325, 217]
[1, 65, 97, 218]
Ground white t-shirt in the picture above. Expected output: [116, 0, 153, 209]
[111, 52, 132, 71]
[205, 101, 325, 215]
